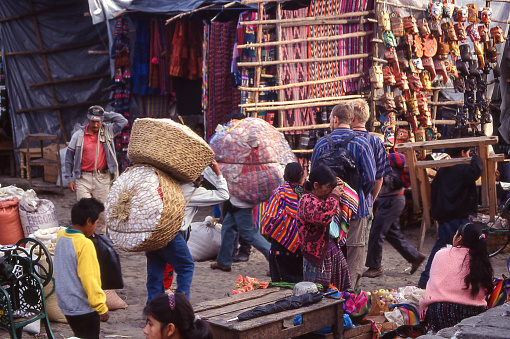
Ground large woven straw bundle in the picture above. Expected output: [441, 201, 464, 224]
[209, 118, 296, 204]
[105, 165, 185, 252]
[127, 118, 214, 182]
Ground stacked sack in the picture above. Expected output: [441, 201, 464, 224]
[105, 118, 214, 252]
[209, 117, 296, 204]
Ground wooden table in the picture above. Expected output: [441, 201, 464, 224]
[395, 136, 504, 251]
[194, 288, 344, 339]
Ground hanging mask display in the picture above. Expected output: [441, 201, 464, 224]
[411, 58, 425, 72]
[487, 46, 498, 63]
[379, 10, 391, 31]
[420, 71, 432, 90]
[453, 76, 466, 92]
[467, 4, 478, 23]
[428, 2, 443, 21]
[407, 97, 420, 116]
[456, 59, 469, 76]
[408, 72, 424, 91]
[442, 22, 458, 42]
[444, 59, 459, 79]
[404, 15, 419, 34]
[418, 18, 431, 37]
[381, 92, 396, 110]
[370, 65, 384, 89]
[430, 20, 443, 37]
[449, 41, 460, 59]
[422, 57, 437, 79]
[478, 25, 490, 43]
[466, 24, 481, 42]
[460, 44, 473, 61]
[479, 7, 492, 24]
[473, 41, 485, 68]
[385, 48, 400, 72]
[383, 66, 396, 85]
[434, 60, 448, 84]
[402, 33, 414, 58]
[443, 0, 455, 18]
[413, 35, 424, 58]
[395, 72, 410, 90]
[454, 6, 468, 22]
[454, 22, 467, 42]
[397, 49, 410, 70]
[383, 31, 398, 47]
[423, 35, 438, 57]
[395, 95, 408, 112]
[491, 26, 504, 44]
[437, 42, 450, 60]
[390, 11, 405, 37]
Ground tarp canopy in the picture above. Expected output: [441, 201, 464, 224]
[0, 0, 111, 165]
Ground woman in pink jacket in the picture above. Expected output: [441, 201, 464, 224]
[420, 222, 493, 331]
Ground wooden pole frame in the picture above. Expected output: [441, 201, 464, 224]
[237, 53, 371, 67]
[239, 11, 374, 26]
[239, 73, 364, 92]
[240, 95, 365, 108]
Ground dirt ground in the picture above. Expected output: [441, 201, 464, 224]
[0, 176, 509, 339]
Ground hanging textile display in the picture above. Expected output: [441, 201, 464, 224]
[132, 14, 157, 96]
[282, 7, 315, 128]
[202, 22, 209, 120]
[168, 19, 204, 81]
[205, 20, 240, 139]
[110, 17, 133, 172]
[0, 52, 6, 120]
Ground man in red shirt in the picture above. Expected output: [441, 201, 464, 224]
[64, 106, 127, 233]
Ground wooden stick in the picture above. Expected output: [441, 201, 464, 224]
[88, 50, 109, 55]
[372, 57, 388, 64]
[292, 149, 314, 154]
[369, 0, 379, 132]
[241, 0, 278, 3]
[373, 119, 457, 127]
[259, 19, 368, 29]
[244, 98, 367, 112]
[236, 31, 374, 49]
[253, 3, 264, 108]
[238, 53, 371, 67]
[277, 123, 330, 132]
[238, 73, 364, 92]
[431, 89, 440, 128]
[428, 100, 464, 106]
[240, 95, 365, 108]
[376, 0, 424, 11]
[240, 11, 374, 26]
[275, 3, 284, 128]
[29, 73, 111, 88]
[166, 2, 236, 24]
[6, 40, 103, 56]
[15, 99, 112, 114]
[357, 1, 365, 95]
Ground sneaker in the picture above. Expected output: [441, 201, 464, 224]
[362, 267, 384, 278]
[232, 252, 250, 262]
[410, 253, 426, 274]
[210, 263, 232, 272]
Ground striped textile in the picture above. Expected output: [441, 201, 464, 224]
[253, 201, 268, 235]
[281, 8, 315, 129]
[261, 183, 301, 253]
[355, 130, 392, 180]
[388, 152, 411, 188]
[333, 182, 359, 240]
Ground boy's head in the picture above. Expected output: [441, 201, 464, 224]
[71, 198, 105, 237]
[446, 147, 471, 158]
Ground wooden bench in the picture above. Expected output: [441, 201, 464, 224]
[194, 288, 344, 339]
[395, 136, 504, 251]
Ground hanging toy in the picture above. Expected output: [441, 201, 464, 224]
[443, 0, 455, 18]
[381, 92, 397, 110]
[479, 7, 492, 24]
[478, 25, 490, 44]
[443, 22, 458, 42]
[383, 66, 396, 86]
[454, 6, 468, 22]
[449, 41, 460, 59]
[370, 65, 384, 89]
[422, 57, 437, 79]
[423, 35, 438, 57]
[444, 59, 459, 79]
[437, 41, 450, 60]
[385, 48, 400, 72]
[487, 46, 498, 63]
[390, 11, 405, 37]
[473, 41, 485, 68]
[396, 72, 410, 91]
[467, 4, 478, 23]
[383, 31, 398, 47]
[491, 26, 505, 44]
[408, 72, 424, 91]
[403, 15, 419, 34]
[428, 2, 443, 21]
[466, 24, 481, 43]
[434, 59, 448, 84]
[378, 10, 391, 31]
[418, 18, 431, 37]
[454, 22, 468, 43]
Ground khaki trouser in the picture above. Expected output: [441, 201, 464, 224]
[346, 216, 369, 289]
[75, 171, 111, 234]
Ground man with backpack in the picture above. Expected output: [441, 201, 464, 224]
[311, 102, 376, 288]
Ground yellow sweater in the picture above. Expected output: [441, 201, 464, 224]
[54, 228, 108, 316]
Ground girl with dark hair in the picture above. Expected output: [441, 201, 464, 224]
[420, 223, 494, 331]
[297, 165, 352, 291]
[143, 293, 213, 339]
[261, 162, 306, 283]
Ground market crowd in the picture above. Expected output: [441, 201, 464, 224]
[55, 101, 494, 339]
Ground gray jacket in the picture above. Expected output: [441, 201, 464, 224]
[64, 111, 127, 180]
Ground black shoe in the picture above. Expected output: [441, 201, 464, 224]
[232, 252, 250, 262]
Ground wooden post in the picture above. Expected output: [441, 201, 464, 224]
[28, 0, 67, 141]
[357, 0, 365, 95]
[275, 3, 284, 127]
[368, 0, 379, 132]
[479, 141, 489, 208]
[417, 168, 432, 251]
[253, 3, 264, 115]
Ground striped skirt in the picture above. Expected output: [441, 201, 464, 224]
[425, 302, 486, 331]
[303, 240, 352, 291]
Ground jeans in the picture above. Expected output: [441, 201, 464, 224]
[365, 195, 420, 268]
[216, 208, 270, 267]
[418, 218, 469, 287]
[146, 233, 194, 301]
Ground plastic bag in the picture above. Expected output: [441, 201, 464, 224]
[187, 217, 222, 261]
[90, 233, 124, 290]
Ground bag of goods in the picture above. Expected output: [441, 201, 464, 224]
[127, 118, 214, 182]
[0, 197, 25, 245]
[19, 189, 59, 237]
[187, 216, 222, 261]
[209, 118, 296, 204]
[0, 185, 24, 201]
[105, 165, 185, 252]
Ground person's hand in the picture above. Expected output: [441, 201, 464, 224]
[210, 159, 222, 176]
[100, 311, 110, 322]
[332, 178, 344, 196]
[68, 181, 76, 192]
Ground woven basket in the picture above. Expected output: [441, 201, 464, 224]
[127, 118, 214, 182]
[105, 165, 185, 252]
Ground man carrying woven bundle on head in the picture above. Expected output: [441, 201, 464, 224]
[146, 160, 230, 302]
[65, 106, 127, 234]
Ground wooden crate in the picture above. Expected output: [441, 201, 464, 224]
[297, 321, 373, 339]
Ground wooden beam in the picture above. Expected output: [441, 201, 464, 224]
[88, 50, 109, 55]
[236, 31, 374, 49]
[240, 95, 365, 108]
[15, 99, 112, 114]
[395, 136, 499, 151]
[0, 3, 80, 23]
[253, 2, 264, 111]
[275, 2, 284, 128]
[5, 40, 103, 56]
[238, 73, 364, 92]
[239, 11, 374, 26]
[375, 0, 424, 11]
[244, 98, 367, 112]
[238, 53, 371, 67]
[29, 73, 110, 88]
